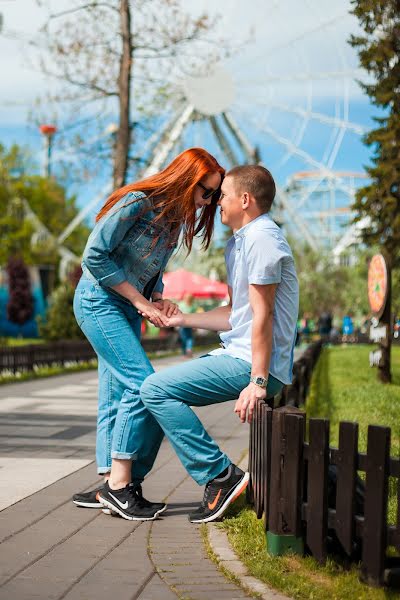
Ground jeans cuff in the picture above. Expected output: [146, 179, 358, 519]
[111, 451, 138, 460]
[97, 467, 111, 474]
[194, 456, 232, 486]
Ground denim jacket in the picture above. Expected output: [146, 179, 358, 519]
[81, 191, 178, 300]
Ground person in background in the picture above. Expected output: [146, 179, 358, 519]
[342, 313, 354, 343]
[178, 293, 197, 357]
[318, 311, 333, 342]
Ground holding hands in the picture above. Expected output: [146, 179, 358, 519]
[152, 299, 180, 318]
[134, 296, 182, 328]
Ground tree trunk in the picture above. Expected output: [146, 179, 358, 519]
[378, 255, 392, 384]
[113, 0, 132, 190]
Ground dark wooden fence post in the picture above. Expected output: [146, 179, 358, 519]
[247, 401, 255, 507]
[248, 400, 273, 519]
[306, 418, 330, 563]
[261, 401, 273, 529]
[267, 406, 305, 556]
[335, 421, 359, 556]
[361, 425, 390, 586]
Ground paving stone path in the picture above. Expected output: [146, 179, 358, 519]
[0, 355, 253, 599]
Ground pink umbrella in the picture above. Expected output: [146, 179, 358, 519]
[162, 269, 228, 300]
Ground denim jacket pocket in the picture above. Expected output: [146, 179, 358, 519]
[129, 218, 165, 257]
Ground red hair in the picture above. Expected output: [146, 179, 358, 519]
[96, 148, 225, 252]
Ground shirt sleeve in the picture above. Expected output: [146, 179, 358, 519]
[82, 192, 147, 287]
[245, 230, 285, 285]
[225, 243, 234, 287]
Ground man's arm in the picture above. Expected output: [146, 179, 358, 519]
[180, 304, 231, 331]
[235, 283, 276, 423]
[250, 283, 276, 379]
[164, 286, 233, 332]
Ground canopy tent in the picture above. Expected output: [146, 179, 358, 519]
[162, 269, 228, 300]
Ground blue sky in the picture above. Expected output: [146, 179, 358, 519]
[0, 0, 378, 241]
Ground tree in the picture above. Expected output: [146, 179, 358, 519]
[34, 0, 228, 188]
[6, 257, 34, 326]
[349, 0, 400, 382]
[0, 143, 90, 270]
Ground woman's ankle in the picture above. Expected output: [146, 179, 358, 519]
[108, 479, 130, 490]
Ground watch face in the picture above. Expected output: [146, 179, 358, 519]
[252, 376, 266, 387]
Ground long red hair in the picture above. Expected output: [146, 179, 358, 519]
[96, 148, 225, 252]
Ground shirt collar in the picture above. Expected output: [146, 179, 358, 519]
[233, 213, 271, 240]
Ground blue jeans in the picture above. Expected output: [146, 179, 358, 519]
[73, 277, 164, 483]
[140, 354, 284, 485]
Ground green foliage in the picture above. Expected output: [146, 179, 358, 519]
[0, 143, 90, 268]
[349, 0, 400, 267]
[293, 242, 375, 317]
[38, 282, 84, 341]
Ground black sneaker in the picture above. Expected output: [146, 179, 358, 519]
[134, 483, 167, 515]
[188, 464, 249, 523]
[98, 482, 166, 521]
[72, 485, 104, 508]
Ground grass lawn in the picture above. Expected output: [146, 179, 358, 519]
[2, 338, 45, 346]
[218, 344, 400, 600]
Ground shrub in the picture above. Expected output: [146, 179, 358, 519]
[6, 256, 34, 325]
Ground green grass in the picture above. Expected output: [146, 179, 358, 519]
[1, 337, 45, 346]
[218, 345, 400, 600]
[307, 345, 400, 455]
[0, 359, 99, 385]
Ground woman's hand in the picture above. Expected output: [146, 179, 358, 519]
[152, 298, 180, 318]
[133, 297, 169, 328]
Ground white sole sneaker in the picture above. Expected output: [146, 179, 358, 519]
[98, 496, 163, 521]
[190, 471, 250, 524]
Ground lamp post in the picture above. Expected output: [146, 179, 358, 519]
[39, 124, 57, 178]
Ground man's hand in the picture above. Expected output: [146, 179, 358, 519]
[234, 382, 267, 424]
[157, 312, 185, 328]
[152, 299, 180, 317]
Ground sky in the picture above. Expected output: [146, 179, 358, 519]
[0, 0, 379, 243]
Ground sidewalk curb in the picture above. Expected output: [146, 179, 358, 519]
[207, 523, 292, 600]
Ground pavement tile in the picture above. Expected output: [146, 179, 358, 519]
[0, 365, 254, 599]
[137, 574, 178, 600]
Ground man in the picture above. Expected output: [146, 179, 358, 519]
[140, 165, 299, 523]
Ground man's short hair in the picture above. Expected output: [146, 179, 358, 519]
[226, 165, 276, 213]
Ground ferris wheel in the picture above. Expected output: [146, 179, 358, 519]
[51, 0, 370, 265]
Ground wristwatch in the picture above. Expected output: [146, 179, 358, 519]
[250, 375, 268, 388]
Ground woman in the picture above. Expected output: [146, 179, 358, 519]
[72, 148, 224, 520]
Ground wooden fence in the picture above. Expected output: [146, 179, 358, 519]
[0, 332, 218, 375]
[248, 345, 400, 588]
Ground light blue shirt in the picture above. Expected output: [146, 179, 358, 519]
[209, 214, 299, 385]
